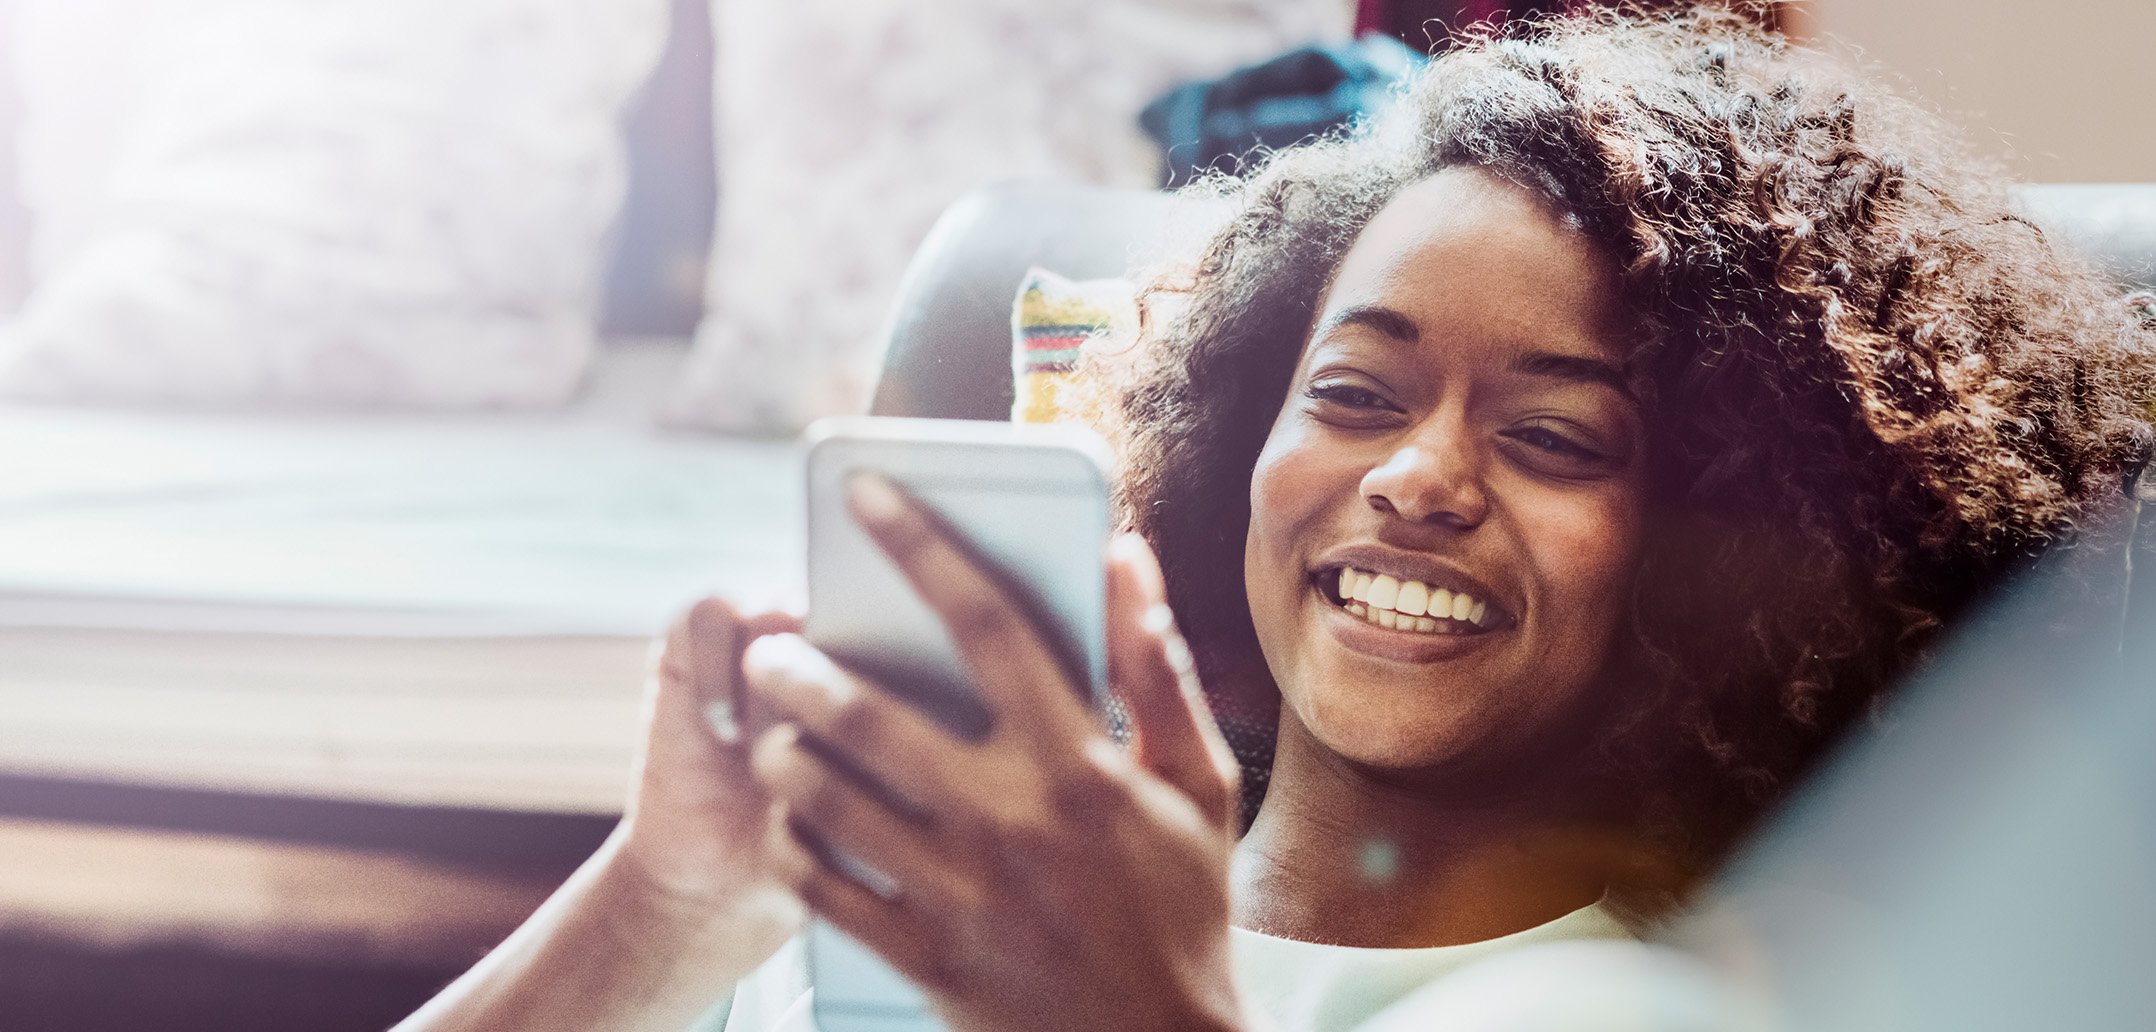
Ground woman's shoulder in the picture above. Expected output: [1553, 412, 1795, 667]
[1227, 900, 1636, 1032]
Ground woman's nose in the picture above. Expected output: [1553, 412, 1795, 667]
[1361, 436, 1490, 529]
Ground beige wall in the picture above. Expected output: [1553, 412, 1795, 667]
[1805, 0, 2155, 182]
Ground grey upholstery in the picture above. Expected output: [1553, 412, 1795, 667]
[869, 181, 2156, 423]
[2017, 183, 2156, 292]
[869, 181, 1196, 421]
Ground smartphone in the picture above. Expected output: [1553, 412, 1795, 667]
[799, 416, 1114, 1032]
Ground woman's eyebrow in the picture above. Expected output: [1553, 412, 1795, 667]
[1314, 303, 1420, 344]
[1314, 305, 1632, 397]
[1513, 351, 1633, 397]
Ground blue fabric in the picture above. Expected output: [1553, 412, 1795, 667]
[1139, 35, 1425, 186]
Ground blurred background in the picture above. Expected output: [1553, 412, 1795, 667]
[0, 1, 2145, 1029]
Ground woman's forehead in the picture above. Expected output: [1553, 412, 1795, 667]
[1315, 168, 1633, 368]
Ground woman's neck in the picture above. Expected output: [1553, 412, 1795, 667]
[1229, 715, 1609, 948]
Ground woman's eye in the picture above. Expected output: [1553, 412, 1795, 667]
[1304, 381, 1396, 412]
[1504, 426, 1604, 464]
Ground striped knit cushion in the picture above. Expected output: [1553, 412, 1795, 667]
[1008, 267, 1281, 826]
[1010, 267, 1137, 424]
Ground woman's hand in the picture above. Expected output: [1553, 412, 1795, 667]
[612, 598, 808, 948]
[395, 600, 809, 1032]
[740, 475, 1248, 1032]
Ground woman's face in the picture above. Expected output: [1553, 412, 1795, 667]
[1244, 167, 1647, 776]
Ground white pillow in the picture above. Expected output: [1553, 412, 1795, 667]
[0, 1, 23, 316]
[665, 0, 1353, 434]
[0, 0, 668, 407]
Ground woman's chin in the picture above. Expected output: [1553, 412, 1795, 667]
[1296, 700, 1488, 774]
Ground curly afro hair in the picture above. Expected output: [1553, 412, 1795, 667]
[1088, 5, 2156, 881]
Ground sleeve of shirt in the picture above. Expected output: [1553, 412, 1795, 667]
[699, 936, 813, 1032]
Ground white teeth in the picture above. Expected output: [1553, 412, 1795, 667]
[1348, 602, 1460, 635]
[1327, 565, 1501, 635]
[1396, 580, 1428, 617]
[1367, 575, 1399, 610]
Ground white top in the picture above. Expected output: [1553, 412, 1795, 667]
[717, 902, 1633, 1032]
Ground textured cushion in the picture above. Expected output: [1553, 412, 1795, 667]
[1010, 268, 1138, 425]
[0, 0, 667, 407]
[664, 0, 1353, 435]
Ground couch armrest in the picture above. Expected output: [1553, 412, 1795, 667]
[869, 181, 1196, 420]
[2019, 183, 2156, 292]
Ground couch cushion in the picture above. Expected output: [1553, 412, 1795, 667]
[1010, 267, 1139, 425]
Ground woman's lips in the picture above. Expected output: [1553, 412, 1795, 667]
[1312, 566, 1513, 627]
[1326, 565, 1503, 630]
[1312, 582, 1504, 663]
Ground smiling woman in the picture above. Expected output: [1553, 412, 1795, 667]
[1244, 169, 1646, 803]
[1108, 4, 2156, 915]
[395, 8, 2156, 1032]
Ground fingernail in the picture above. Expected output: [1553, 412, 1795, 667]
[741, 633, 782, 670]
[705, 699, 743, 744]
[846, 472, 906, 525]
[1112, 532, 1166, 595]
[1162, 633, 1197, 680]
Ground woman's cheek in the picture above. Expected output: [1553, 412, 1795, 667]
[1246, 421, 1327, 559]
[1530, 483, 1645, 650]
[1245, 420, 1343, 647]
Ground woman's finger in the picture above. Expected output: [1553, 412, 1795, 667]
[727, 609, 809, 743]
[739, 634, 970, 812]
[763, 804, 956, 992]
[655, 599, 803, 747]
[1105, 534, 1241, 828]
[750, 722, 963, 909]
[845, 473, 1095, 747]
[740, 608, 808, 640]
